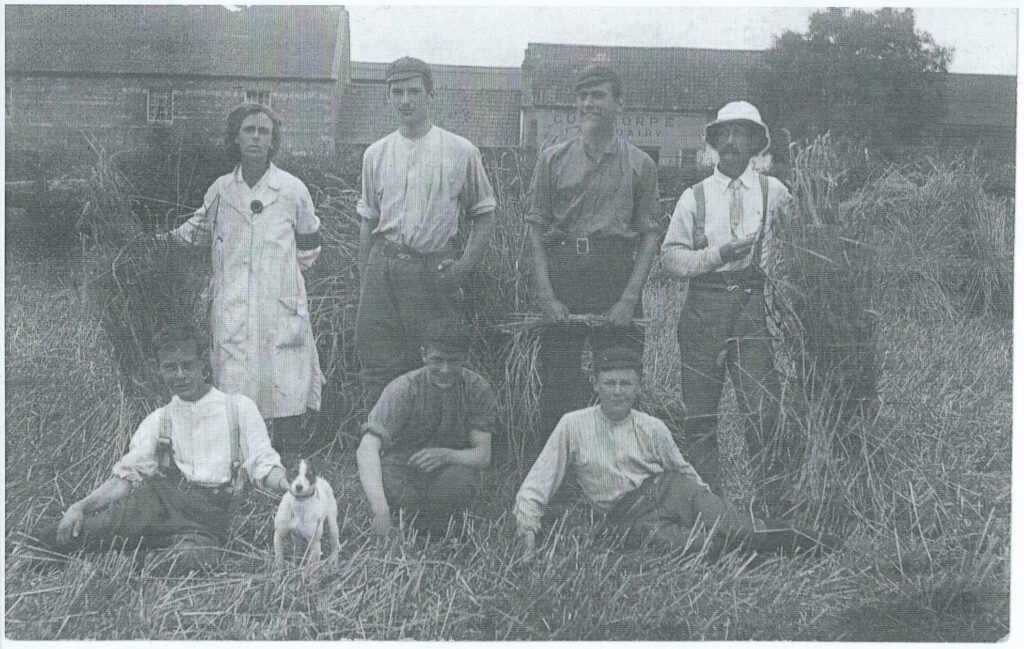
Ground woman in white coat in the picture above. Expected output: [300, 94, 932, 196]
[167, 104, 324, 454]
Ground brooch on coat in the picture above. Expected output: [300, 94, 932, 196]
[250, 200, 264, 214]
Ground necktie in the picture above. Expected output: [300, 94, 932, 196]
[728, 178, 743, 237]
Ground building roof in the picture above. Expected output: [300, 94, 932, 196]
[523, 42, 764, 111]
[5, 5, 341, 80]
[941, 73, 1016, 129]
[339, 62, 522, 147]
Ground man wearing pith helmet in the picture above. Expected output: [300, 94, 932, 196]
[525, 64, 662, 460]
[660, 100, 795, 513]
[355, 56, 497, 403]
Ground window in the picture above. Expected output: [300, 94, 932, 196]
[147, 89, 175, 124]
[245, 90, 272, 108]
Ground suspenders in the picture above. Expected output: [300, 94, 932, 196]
[691, 174, 771, 266]
[156, 394, 244, 493]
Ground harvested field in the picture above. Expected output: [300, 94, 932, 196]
[4, 145, 1011, 640]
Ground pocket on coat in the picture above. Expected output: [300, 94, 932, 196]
[275, 296, 309, 349]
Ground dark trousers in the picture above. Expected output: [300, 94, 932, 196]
[677, 285, 783, 498]
[28, 477, 231, 572]
[355, 240, 463, 404]
[536, 239, 644, 455]
[269, 414, 304, 460]
[381, 454, 477, 536]
[608, 469, 834, 557]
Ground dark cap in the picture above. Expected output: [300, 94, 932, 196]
[386, 56, 433, 86]
[575, 64, 622, 94]
[423, 317, 472, 352]
[593, 346, 643, 373]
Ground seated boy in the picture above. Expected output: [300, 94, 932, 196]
[357, 318, 496, 537]
[515, 347, 839, 560]
[25, 323, 289, 572]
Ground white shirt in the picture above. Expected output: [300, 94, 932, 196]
[660, 163, 793, 277]
[515, 406, 707, 536]
[357, 125, 497, 253]
[111, 387, 283, 488]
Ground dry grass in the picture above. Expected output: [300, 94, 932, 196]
[4, 145, 1010, 640]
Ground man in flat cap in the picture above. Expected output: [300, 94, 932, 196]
[356, 56, 497, 403]
[357, 318, 497, 538]
[514, 347, 836, 560]
[525, 64, 662, 459]
[660, 100, 795, 512]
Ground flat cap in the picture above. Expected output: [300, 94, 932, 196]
[575, 64, 621, 93]
[386, 56, 433, 85]
[423, 317, 472, 352]
[593, 346, 643, 372]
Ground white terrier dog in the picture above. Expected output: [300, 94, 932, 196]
[273, 458, 341, 575]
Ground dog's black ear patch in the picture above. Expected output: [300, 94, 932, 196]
[303, 458, 318, 482]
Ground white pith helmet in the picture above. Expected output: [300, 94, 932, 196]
[704, 101, 771, 155]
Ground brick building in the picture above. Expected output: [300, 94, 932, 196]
[5, 5, 349, 163]
[6, 6, 1016, 166]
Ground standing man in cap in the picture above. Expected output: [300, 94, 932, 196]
[515, 347, 836, 560]
[356, 318, 497, 538]
[356, 56, 497, 403]
[525, 64, 662, 458]
[660, 100, 794, 512]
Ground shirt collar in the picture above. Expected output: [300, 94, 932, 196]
[712, 162, 757, 191]
[232, 162, 282, 191]
[578, 135, 621, 161]
[168, 386, 220, 408]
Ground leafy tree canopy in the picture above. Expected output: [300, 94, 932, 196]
[753, 8, 952, 150]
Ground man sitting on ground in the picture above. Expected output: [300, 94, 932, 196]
[357, 318, 497, 538]
[25, 323, 289, 572]
[515, 347, 838, 560]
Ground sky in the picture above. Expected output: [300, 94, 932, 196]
[345, 4, 1018, 75]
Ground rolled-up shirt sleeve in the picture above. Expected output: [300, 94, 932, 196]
[236, 395, 284, 484]
[515, 419, 573, 536]
[467, 375, 498, 435]
[110, 410, 162, 486]
[362, 375, 416, 449]
[293, 181, 322, 270]
[356, 147, 381, 223]
[460, 147, 497, 217]
[660, 188, 723, 278]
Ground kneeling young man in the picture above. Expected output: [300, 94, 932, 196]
[28, 324, 289, 572]
[515, 347, 836, 559]
[357, 318, 496, 537]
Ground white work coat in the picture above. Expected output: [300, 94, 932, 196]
[173, 164, 324, 419]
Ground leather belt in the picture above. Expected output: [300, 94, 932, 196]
[546, 235, 634, 256]
[378, 239, 447, 260]
[691, 269, 764, 293]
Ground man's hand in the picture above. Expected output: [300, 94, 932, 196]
[540, 297, 571, 322]
[370, 509, 393, 538]
[719, 237, 756, 263]
[408, 448, 451, 472]
[436, 258, 472, 290]
[516, 531, 537, 563]
[56, 502, 86, 547]
[604, 298, 636, 328]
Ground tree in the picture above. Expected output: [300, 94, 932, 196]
[752, 8, 952, 151]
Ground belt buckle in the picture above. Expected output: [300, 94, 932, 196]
[725, 284, 740, 292]
[576, 237, 590, 255]
[397, 252, 411, 260]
